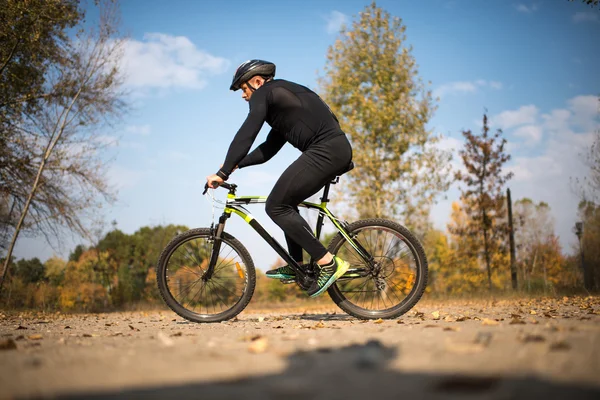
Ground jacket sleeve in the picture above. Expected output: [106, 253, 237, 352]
[217, 91, 268, 180]
[237, 129, 286, 169]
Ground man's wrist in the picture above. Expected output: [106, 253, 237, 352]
[216, 170, 229, 181]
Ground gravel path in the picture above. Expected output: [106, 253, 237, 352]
[1, 296, 599, 399]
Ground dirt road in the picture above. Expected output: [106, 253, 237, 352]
[1, 296, 599, 399]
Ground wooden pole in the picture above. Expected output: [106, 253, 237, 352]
[507, 188, 518, 290]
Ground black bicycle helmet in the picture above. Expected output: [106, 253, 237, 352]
[230, 59, 276, 91]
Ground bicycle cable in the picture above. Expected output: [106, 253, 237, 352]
[204, 188, 226, 227]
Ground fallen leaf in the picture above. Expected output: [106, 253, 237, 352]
[374, 318, 384, 324]
[27, 334, 43, 340]
[509, 318, 526, 325]
[481, 318, 500, 326]
[456, 316, 469, 322]
[431, 311, 440, 320]
[128, 325, 135, 330]
[444, 326, 460, 332]
[0, 339, 17, 351]
[444, 316, 456, 322]
[82, 333, 93, 338]
[170, 332, 183, 337]
[64, 326, 71, 329]
[549, 341, 571, 351]
[248, 337, 268, 353]
[414, 311, 424, 318]
[314, 321, 326, 329]
[257, 316, 265, 322]
[519, 334, 545, 343]
[239, 334, 263, 342]
[16, 325, 28, 330]
[396, 320, 405, 324]
[530, 310, 537, 315]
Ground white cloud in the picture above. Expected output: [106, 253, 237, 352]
[513, 124, 542, 143]
[500, 96, 599, 248]
[121, 33, 229, 90]
[434, 80, 502, 98]
[126, 124, 151, 136]
[572, 12, 599, 23]
[542, 109, 571, 132]
[492, 105, 539, 130]
[325, 11, 348, 34]
[515, 4, 538, 13]
[568, 95, 599, 130]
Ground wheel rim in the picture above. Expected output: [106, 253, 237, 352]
[163, 235, 249, 318]
[332, 226, 421, 314]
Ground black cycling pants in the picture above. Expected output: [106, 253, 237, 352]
[265, 134, 353, 262]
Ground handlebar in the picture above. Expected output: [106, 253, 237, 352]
[203, 181, 235, 195]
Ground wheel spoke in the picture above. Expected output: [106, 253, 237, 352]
[160, 233, 252, 321]
[332, 224, 424, 315]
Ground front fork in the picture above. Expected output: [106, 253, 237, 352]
[203, 214, 228, 281]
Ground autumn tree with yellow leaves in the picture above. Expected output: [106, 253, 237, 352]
[319, 2, 451, 232]
[453, 114, 513, 291]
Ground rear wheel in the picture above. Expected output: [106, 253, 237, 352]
[156, 228, 255, 323]
[327, 219, 428, 320]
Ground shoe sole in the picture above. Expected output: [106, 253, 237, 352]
[266, 274, 295, 280]
[309, 259, 350, 298]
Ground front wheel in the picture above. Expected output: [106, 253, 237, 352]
[156, 228, 256, 323]
[327, 219, 428, 320]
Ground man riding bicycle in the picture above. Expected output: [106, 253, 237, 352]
[205, 59, 353, 297]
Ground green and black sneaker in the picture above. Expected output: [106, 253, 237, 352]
[265, 265, 297, 280]
[307, 256, 350, 298]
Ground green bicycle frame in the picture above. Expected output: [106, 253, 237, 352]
[204, 182, 372, 281]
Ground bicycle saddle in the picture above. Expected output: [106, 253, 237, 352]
[338, 161, 354, 176]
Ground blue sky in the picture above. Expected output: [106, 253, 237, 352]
[15, 0, 600, 270]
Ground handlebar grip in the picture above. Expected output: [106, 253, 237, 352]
[203, 181, 232, 195]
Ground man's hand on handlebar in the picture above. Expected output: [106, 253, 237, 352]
[205, 174, 223, 191]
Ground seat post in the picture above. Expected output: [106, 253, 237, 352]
[320, 181, 333, 203]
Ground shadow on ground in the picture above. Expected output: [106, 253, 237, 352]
[52, 340, 599, 400]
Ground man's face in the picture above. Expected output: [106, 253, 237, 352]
[240, 76, 264, 101]
[240, 82, 253, 101]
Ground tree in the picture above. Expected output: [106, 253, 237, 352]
[1, 0, 82, 252]
[453, 113, 513, 290]
[513, 199, 565, 292]
[44, 256, 66, 286]
[319, 2, 451, 232]
[569, 0, 599, 9]
[577, 201, 600, 291]
[14, 257, 45, 284]
[0, 1, 128, 291]
[573, 106, 599, 291]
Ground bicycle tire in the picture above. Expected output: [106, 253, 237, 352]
[327, 218, 428, 320]
[156, 228, 256, 323]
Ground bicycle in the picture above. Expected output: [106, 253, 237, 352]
[156, 162, 428, 322]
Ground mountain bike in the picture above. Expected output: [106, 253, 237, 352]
[156, 162, 428, 322]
